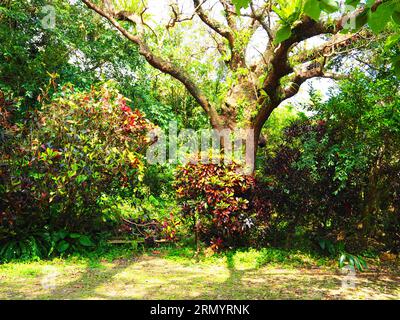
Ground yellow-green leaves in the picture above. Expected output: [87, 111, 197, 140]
[340, 0, 400, 34]
[272, 0, 304, 44]
[111, 0, 147, 13]
[226, 0, 400, 46]
[273, 0, 340, 44]
[385, 34, 400, 49]
[274, 0, 303, 23]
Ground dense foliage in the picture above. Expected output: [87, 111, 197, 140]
[260, 73, 400, 253]
[0, 83, 152, 260]
[0, 0, 157, 117]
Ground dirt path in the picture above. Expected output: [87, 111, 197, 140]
[0, 255, 399, 300]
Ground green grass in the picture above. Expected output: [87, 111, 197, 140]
[158, 246, 333, 270]
[0, 246, 399, 300]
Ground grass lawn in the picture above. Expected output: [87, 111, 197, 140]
[0, 247, 399, 300]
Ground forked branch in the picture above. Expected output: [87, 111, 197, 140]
[81, 0, 223, 128]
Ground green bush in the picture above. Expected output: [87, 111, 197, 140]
[0, 82, 153, 260]
[261, 73, 400, 252]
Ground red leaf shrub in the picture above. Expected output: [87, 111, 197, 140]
[174, 160, 256, 249]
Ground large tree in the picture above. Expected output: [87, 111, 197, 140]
[80, 0, 400, 170]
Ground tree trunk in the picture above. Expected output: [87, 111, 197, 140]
[363, 145, 385, 235]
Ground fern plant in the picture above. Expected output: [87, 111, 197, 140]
[0, 235, 48, 263]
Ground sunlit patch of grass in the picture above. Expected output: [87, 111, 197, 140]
[149, 246, 334, 270]
[255, 248, 332, 269]
[0, 246, 398, 300]
[154, 246, 196, 262]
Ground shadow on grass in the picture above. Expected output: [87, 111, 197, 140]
[192, 251, 400, 300]
[2, 248, 398, 300]
[37, 259, 131, 300]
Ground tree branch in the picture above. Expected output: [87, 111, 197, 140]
[81, 0, 223, 128]
[249, 1, 274, 42]
[254, 0, 385, 130]
[192, 0, 247, 69]
[166, 1, 196, 30]
[193, 0, 234, 47]
[219, 0, 237, 31]
[291, 32, 366, 65]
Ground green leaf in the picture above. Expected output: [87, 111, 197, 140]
[396, 67, 400, 78]
[345, 0, 360, 7]
[54, 230, 67, 241]
[57, 240, 70, 253]
[274, 24, 292, 44]
[320, 0, 339, 13]
[79, 235, 94, 247]
[69, 233, 81, 239]
[76, 175, 88, 184]
[67, 170, 76, 178]
[368, 3, 393, 33]
[348, 255, 355, 266]
[358, 257, 368, 270]
[304, 0, 321, 20]
[149, 195, 159, 205]
[327, 242, 336, 255]
[232, 0, 251, 14]
[355, 10, 369, 30]
[393, 11, 400, 25]
[353, 257, 362, 271]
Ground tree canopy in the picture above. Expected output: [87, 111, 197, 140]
[80, 0, 400, 170]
